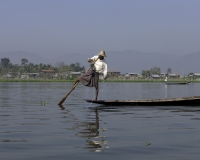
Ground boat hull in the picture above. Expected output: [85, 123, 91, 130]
[165, 82, 190, 85]
[85, 96, 200, 106]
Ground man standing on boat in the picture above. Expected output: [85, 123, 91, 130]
[79, 50, 108, 101]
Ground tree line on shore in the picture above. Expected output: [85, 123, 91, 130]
[0, 57, 85, 76]
[142, 67, 172, 77]
[1, 57, 174, 80]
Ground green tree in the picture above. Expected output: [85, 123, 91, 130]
[26, 63, 35, 72]
[21, 58, 28, 66]
[69, 62, 85, 72]
[167, 67, 172, 74]
[142, 67, 161, 78]
[150, 67, 160, 75]
[0, 58, 10, 74]
[142, 70, 151, 78]
[1, 58, 10, 68]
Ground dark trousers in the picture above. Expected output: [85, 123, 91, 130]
[79, 69, 99, 89]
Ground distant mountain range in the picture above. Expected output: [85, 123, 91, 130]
[0, 50, 200, 75]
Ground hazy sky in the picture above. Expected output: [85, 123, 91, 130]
[1, 0, 200, 58]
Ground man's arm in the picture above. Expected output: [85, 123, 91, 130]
[88, 58, 93, 62]
[88, 55, 98, 63]
[103, 63, 107, 81]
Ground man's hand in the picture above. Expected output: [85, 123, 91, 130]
[103, 77, 107, 82]
[88, 58, 93, 62]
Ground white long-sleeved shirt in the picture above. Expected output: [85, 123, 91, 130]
[90, 55, 107, 78]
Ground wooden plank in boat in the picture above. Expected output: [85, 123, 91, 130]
[85, 96, 200, 106]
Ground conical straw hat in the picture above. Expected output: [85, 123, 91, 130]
[98, 50, 106, 57]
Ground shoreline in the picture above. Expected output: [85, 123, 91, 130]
[0, 79, 198, 83]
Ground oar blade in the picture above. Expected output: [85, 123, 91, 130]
[58, 80, 80, 105]
[58, 97, 67, 105]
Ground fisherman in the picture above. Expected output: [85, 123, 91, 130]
[78, 50, 107, 101]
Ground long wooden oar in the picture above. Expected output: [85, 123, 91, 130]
[58, 79, 80, 105]
[58, 57, 99, 105]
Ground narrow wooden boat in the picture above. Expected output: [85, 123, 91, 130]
[85, 96, 200, 106]
[165, 82, 190, 85]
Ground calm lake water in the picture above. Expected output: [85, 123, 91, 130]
[1, 82, 200, 160]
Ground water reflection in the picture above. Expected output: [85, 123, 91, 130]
[59, 105, 65, 110]
[58, 105, 108, 152]
[80, 110, 108, 152]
